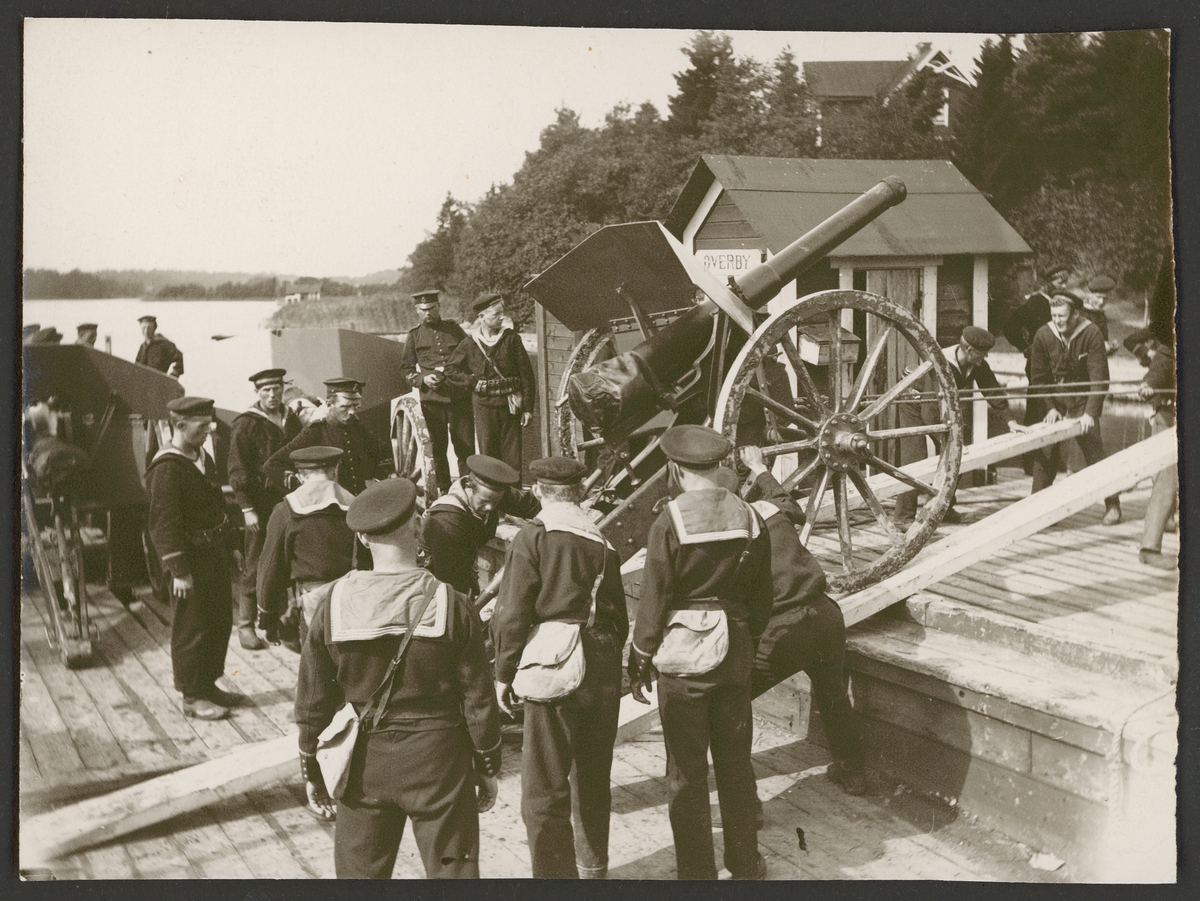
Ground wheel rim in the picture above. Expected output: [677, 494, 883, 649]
[554, 327, 616, 460]
[714, 289, 963, 593]
[391, 394, 440, 502]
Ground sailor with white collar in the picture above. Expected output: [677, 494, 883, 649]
[146, 396, 245, 721]
[228, 367, 304, 649]
[491, 456, 629, 878]
[295, 478, 502, 877]
[257, 446, 357, 651]
[628, 425, 772, 880]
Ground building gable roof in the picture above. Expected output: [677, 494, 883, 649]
[664, 155, 1030, 259]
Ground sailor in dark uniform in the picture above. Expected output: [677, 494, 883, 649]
[264, 377, 391, 497]
[399, 290, 475, 493]
[295, 478, 502, 877]
[491, 456, 629, 878]
[737, 446, 867, 795]
[628, 425, 773, 880]
[75, 323, 98, 347]
[135, 314, 184, 377]
[446, 293, 537, 475]
[227, 368, 303, 649]
[419, 454, 540, 599]
[257, 446, 357, 651]
[1001, 264, 1070, 381]
[146, 396, 246, 720]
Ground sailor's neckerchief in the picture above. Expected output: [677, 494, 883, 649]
[536, 501, 611, 549]
[152, 444, 208, 476]
[473, 323, 510, 350]
[240, 402, 287, 429]
[667, 487, 760, 545]
[428, 479, 479, 519]
[287, 478, 355, 516]
[328, 568, 449, 643]
[1049, 315, 1093, 353]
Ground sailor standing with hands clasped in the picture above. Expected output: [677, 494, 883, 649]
[490, 456, 629, 878]
[294, 478, 502, 877]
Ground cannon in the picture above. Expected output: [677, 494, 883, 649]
[524, 177, 964, 593]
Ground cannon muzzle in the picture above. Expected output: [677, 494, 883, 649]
[567, 177, 907, 437]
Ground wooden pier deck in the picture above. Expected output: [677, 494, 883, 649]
[18, 472, 1176, 881]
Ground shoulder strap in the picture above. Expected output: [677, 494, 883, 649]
[473, 333, 513, 380]
[357, 581, 441, 732]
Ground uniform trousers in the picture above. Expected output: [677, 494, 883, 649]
[235, 518, 266, 630]
[658, 667, 759, 879]
[170, 547, 233, 698]
[423, 401, 475, 492]
[1142, 410, 1178, 553]
[520, 630, 621, 878]
[335, 726, 481, 878]
[1030, 425, 1119, 507]
[750, 598, 864, 771]
[473, 400, 523, 475]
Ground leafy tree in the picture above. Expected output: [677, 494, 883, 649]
[407, 194, 469, 292]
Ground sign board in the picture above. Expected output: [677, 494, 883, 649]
[697, 249, 762, 278]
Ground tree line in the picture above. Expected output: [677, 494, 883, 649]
[402, 31, 1171, 328]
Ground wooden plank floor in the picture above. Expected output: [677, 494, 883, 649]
[18, 466, 1175, 881]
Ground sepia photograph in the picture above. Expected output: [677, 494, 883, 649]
[13, 11, 1186, 887]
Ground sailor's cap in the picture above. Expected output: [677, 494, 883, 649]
[473, 292, 504, 315]
[249, 368, 287, 386]
[346, 478, 418, 534]
[660, 425, 733, 469]
[466, 454, 521, 489]
[290, 446, 344, 468]
[960, 326, 996, 352]
[324, 377, 365, 397]
[167, 396, 215, 417]
[528, 456, 587, 485]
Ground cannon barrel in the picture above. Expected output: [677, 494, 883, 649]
[568, 177, 907, 437]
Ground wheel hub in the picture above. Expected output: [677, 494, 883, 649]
[817, 412, 870, 472]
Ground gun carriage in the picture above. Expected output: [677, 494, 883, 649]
[524, 178, 964, 593]
[22, 345, 185, 666]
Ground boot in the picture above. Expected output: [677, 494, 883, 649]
[1101, 500, 1122, 526]
[1140, 549, 1177, 571]
[183, 697, 229, 720]
[239, 625, 268, 650]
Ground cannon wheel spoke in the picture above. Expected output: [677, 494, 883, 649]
[714, 289, 963, 594]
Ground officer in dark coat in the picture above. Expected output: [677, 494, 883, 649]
[146, 397, 245, 720]
[1029, 291, 1121, 525]
[399, 290, 475, 493]
[420, 454, 540, 599]
[446, 293, 537, 475]
[227, 368, 303, 649]
[295, 478, 502, 877]
[258, 446, 357, 649]
[264, 377, 392, 497]
[135, 314, 184, 376]
[628, 425, 773, 880]
[736, 446, 867, 795]
[491, 456, 629, 878]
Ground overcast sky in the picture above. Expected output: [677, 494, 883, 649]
[23, 21, 992, 278]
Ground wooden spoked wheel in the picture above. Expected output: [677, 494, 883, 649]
[713, 289, 963, 594]
[554, 327, 616, 461]
[391, 394, 440, 503]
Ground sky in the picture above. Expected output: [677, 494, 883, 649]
[23, 21, 994, 279]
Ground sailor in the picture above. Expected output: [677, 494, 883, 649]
[491, 456, 629, 878]
[1083, 275, 1120, 355]
[257, 446, 357, 652]
[737, 446, 867, 795]
[295, 478, 502, 876]
[399, 289, 475, 494]
[75, 323, 99, 347]
[1124, 328, 1177, 570]
[29, 327, 63, 345]
[146, 396, 246, 720]
[23, 324, 42, 344]
[446, 293, 537, 475]
[1028, 290, 1121, 524]
[227, 368, 304, 650]
[628, 425, 773, 880]
[265, 377, 392, 497]
[420, 454, 540, 599]
[1002, 264, 1070, 380]
[135, 314, 184, 377]
[894, 326, 1022, 527]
